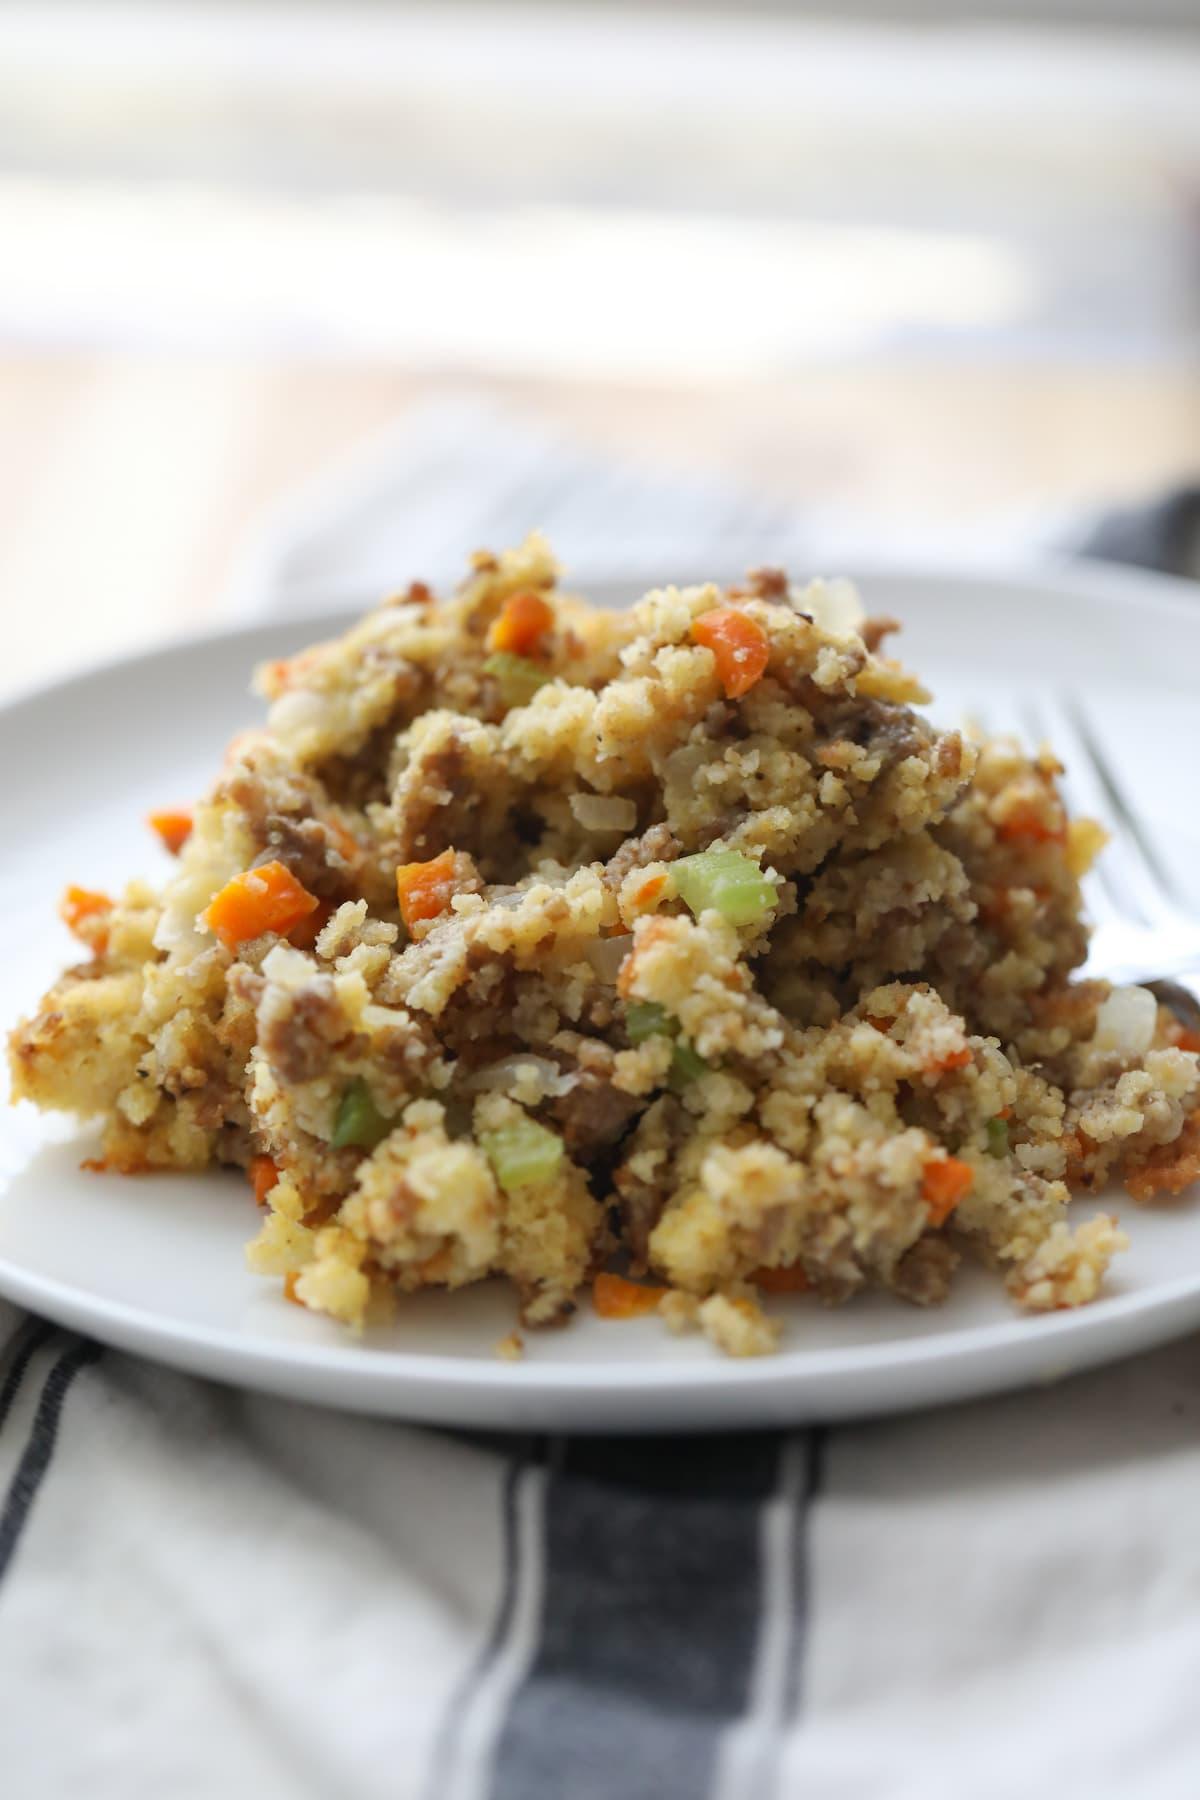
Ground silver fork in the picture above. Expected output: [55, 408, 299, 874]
[978, 693, 1200, 1031]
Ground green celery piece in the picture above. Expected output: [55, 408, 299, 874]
[330, 1077, 394, 1151]
[623, 999, 707, 1086]
[668, 1038, 709, 1089]
[626, 1000, 673, 1044]
[483, 652, 548, 708]
[479, 1117, 564, 1194]
[986, 1116, 1010, 1159]
[671, 850, 779, 927]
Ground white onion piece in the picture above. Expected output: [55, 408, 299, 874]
[1093, 985, 1157, 1059]
[570, 793, 638, 833]
[806, 578, 865, 640]
[466, 1056, 574, 1097]
[585, 935, 632, 986]
[269, 686, 329, 740]
[152, 861, 228, 955]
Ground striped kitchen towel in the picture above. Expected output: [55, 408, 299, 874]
[6, 1302, 1200, 1800]
[3, 402, 1200, 1798]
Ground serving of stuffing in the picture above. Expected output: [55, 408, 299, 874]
[9, 536, 1200, 1358]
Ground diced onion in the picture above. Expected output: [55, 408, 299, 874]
[805, 578, 865, 640]
[570, 793, 638, 833]
[489, 888, 532, 911]
[270, 687, 331, 741]
[585, 935, 632, 985]
[1094, 985, 1157, 1059]
[467, 1056, 574, 1098]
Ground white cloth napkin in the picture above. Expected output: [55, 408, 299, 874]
[218, 394, 1070, 623]
[3, 399, 1199, 1800]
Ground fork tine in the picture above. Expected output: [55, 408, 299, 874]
[971, 693, 1127, 930]
[1026, 695, 1183, 931]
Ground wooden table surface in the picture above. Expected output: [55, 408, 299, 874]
[2, 351, 1198, 702]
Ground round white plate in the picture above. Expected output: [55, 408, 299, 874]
[3, 561, 1200, 1432]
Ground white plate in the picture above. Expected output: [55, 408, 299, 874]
[3, 561, 1200, 1432]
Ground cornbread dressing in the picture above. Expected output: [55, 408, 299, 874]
[10, 538, 1200, 1356]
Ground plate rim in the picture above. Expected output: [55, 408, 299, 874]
[2, 1239, 1199, 1400]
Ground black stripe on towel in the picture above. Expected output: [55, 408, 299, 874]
[0, 1317, 56, 1436]
[489, 1433, 782, 1800]
[783, 1427, 826, 1723]
[0, 1338, 99, 1585]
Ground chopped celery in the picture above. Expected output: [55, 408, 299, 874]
[483, 652, 547, 708]
[624, 999, 708, 1085]
[986, 1116, 1010, 1159]
[626, 1000, 672, 1044]
[671, 850, 779, 927]
[330, 1077, 394, 1151]
[668, 1038, 709, 1089]
[479, 1117, 564, 1193]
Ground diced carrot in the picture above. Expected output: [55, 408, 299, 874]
[921, 1155, 975, 1226]
[59, 885, 113, 955]
[287, 900, 334, 951]
[997, 1106, 1013, 1120]
[148, 808, 193, 856]
[691, 607, 770, 700]
[60, 886, 112, 934]
[396, 849, 458, 932]
[996, 800, 1066, 846]
[487, 590, 555, 656]
[1175, 1029, 1200, 1055]
[926, 1046, 972, 1075]
[753, 1263, 810, 1294]
[282, 1272, 307, 1308]
[81, 1153, 150, 1175]
[249, 1155, 279, 1207]
[633, 873, 667, 910]
[201, 860, 319, 949]
[592, 1272, 669, 1318]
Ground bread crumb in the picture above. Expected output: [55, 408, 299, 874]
[658, 1289, 700, 1334]
[1008, 1214, 1128, 1311]
[697, 1292, 782, 1357]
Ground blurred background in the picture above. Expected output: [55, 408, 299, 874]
[1, 0, 1198, 698]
